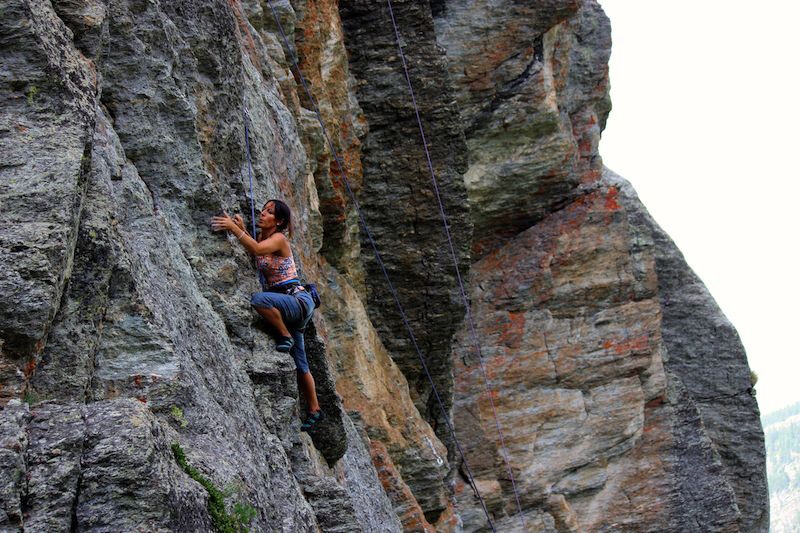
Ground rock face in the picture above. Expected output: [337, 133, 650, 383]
[609, 168, 770, 531]
[1, 0, 395, 530]
[432, 0, 609, 255]
[0, 0, 767, 532]
[338, 0, 472, 433]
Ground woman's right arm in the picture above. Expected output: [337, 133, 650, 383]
[211, 213, 288, 256]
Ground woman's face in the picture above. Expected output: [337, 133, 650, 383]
[258, 202, 278, 230]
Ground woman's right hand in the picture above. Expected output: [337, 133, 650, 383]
[211, 213, 235, 232]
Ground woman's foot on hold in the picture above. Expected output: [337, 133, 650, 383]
[301, 410, 325, 432]
[276, 336, 294, 352]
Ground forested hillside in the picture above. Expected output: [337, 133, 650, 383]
[764, 402, 800, 531]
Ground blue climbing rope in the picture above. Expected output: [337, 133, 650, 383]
[242, 107, 256, 239]
[264, 1, 495, 530]
[385, 1, 528, 529]
[241, 107, 268, 289]
[242, 108, 258, 238]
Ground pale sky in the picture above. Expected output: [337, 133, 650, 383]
[597, 0, 800, 415]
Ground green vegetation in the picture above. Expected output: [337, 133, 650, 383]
[22, 389, 40, 405]
[26, 85, 39, 105]
[171, 443, 256, 532]
[170, 405, 188, 429]
[231, 502, 257, 528]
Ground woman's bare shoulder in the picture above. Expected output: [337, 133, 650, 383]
[268, 231, 291, 256]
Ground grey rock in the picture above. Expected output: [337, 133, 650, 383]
[0, 399, 210, 532]
[661, 373, 741, 532]
[336, 415, 403, 532]
[283, 413, 402, 532]
[2, 0, 420, 529]
[339, 0, 472, 424]
[2, 0, 397, 530]
[0, 0, 96, 365]
[51, 0, 108, 59]
[338, 0, 472, 521]
[0, 401, 29, 530]
[24, 402, 86, 532]
[608, 167, 769, 531]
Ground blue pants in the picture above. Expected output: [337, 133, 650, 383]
[251, 291, 314, 374]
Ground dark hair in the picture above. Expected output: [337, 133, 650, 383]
[266, 199, 292, 236]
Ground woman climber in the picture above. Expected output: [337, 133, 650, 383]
[211, 200, 324, 431]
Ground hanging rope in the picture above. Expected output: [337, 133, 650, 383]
[264, 1, 495, 529]
[241, 107, 269, 289]
[242, 108, 258, 238]
[385, 1, 527, 529]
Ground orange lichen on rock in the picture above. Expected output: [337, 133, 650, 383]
[369, 440, 436, 533]
[605, 186, 621, 211]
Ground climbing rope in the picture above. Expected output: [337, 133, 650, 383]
[242, 108, 258, 238]
[385, 1, 527, 528]
[264, 1, 495, 529]
[241, 107, 270, 290]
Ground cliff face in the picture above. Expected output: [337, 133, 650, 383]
[0, 0, 767, 532]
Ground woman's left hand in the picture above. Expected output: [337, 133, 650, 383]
[211, 213, 236, 232]
[232, 214, 245, 232]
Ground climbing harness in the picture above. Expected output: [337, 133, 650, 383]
[385, 1, 527, 529]
[265, 1, 495, 529]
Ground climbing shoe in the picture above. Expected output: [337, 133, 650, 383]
[300, 410, 325, 432]
[276, 336, 294, 353]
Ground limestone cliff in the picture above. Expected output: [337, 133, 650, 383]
[0, 0, 767, 531]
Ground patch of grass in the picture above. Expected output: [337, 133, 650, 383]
[232, 501, 257, 528]
[750, 370, 758, 387]
[171, 443, 256, 532]
[170, 405, 188, 429]
[26, 85, 39, 105]
[23, 389, 40, 405]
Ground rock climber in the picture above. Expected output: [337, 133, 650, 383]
[211, 199, 324, 431]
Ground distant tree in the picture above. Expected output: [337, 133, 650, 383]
[762, 401, 800, 427]
[764, 406, 800, 498]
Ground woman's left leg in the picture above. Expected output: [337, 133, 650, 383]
[298, 371, 320, 413]
[290, 328, 320, 413]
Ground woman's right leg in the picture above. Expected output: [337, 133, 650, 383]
[254, 306, 291, 338]
[251, 292, 300, 347]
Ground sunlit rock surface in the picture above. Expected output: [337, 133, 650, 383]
[0, 0, 767, 531]
[433, 0, 609, 256]
[451, 173, 759, 530]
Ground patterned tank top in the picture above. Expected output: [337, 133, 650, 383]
[256, 253, 299, 288]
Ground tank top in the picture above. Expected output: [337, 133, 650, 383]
[256, 253, 299, 288]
